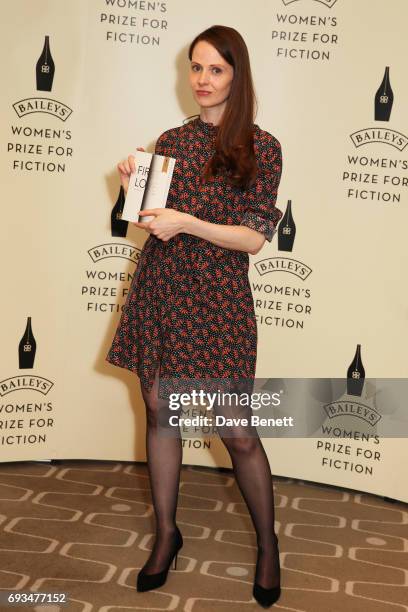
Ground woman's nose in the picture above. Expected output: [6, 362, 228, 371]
[197, 70, 209, 85]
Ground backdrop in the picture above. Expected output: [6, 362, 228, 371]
[1, 0, 407, 503]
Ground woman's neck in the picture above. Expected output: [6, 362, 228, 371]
[199, 102, 226, 126]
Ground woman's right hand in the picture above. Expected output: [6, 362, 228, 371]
[117, 147, 145, 195]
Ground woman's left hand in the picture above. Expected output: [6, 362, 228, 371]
[133, 209, 191, 242]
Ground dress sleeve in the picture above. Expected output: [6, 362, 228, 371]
[154, 129, 173, 156]
[240, 132, 283, 242]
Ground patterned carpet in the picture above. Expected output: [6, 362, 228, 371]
[0, 460, 407, 611]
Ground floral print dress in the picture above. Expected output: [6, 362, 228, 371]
[106, 116, 283, 398]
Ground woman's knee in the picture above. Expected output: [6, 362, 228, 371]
[221, 434, 259, 455]
[141, 371, 168, 428]
[145, 402, 158, 427]
[144, 399, 171, 428]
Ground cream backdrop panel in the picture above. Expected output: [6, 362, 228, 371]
[1, 0, 407, 502]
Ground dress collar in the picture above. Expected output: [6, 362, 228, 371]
[189, 115, 219, 135]
[197, 116, 218, 129]
[186, 115, 258, 136]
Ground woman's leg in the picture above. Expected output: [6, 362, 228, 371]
[217, 395, 279, 589]
[140, 369, 183, 574]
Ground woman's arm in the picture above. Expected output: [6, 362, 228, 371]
[181, 214, 265, 255]
[136, 209, 265, 255]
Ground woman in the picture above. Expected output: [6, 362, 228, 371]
[106, 25, 283, 608]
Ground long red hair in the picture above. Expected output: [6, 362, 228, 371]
[188, 25, 258, 190]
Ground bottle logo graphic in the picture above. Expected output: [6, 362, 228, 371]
[36, 35, 55, 92]
[278, 200, 296, 252]
[111, 186, 129, 238]
[349, 64, 407, 151]
[346, 343, 365, 397]
[374, 66, 393, 122]
[18, 317, 37, 369]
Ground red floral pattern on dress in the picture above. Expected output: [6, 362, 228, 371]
[106, 116, 283, 398]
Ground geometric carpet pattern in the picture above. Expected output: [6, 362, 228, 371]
[0, 460, 407, 611]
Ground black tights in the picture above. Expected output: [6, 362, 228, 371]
[140, 370, 279, 589]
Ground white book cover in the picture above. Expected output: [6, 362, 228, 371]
[121, 151, 176, 223]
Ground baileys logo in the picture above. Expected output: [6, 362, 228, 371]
[0, 321, 55, 396]
[88, 244, 139, 264]
[321, 347, 381, 428]
[255, 258, 312, 281]
[0, 376, 54, 396]
[350, 129, 407, 152]
[12, 35, 73, 122]
[282, 0, 337, 7]
[323, 401, 380, 426]
[350, 66, 408, 151]
[13, 98, 72, 122]
[255, 198, 312, 280]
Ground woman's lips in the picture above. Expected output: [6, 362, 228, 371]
[196, 91, 211, 96]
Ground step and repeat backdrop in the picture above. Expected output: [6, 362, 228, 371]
[1, 0, 407, 502]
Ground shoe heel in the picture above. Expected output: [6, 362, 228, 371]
[136, 529, 183, 592]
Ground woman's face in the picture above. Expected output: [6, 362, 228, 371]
[189, 40, 234, 112]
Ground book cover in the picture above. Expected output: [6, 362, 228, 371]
[121, 151, 176, 223]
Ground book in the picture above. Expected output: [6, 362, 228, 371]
[121, 150, 176, 223]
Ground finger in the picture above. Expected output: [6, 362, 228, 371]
[136, 147, 145, 152]
[122, 160, 131, 175]
[128, 154, 136, 173]
[138, 209, 159, 216]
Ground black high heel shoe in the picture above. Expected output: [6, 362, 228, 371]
[252, 534, 281, 608]
[136, 526, 183, 592]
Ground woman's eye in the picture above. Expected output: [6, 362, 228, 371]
[191, 65, 222, 74]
